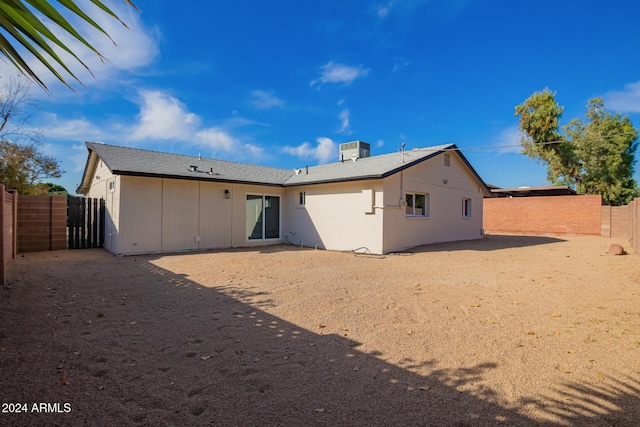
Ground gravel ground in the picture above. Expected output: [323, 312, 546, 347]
[1, 234, 639, 426]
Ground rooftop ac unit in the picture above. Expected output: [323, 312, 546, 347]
[339, 140, 370, 162]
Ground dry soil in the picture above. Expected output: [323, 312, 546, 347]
[1, 234, 639, 426]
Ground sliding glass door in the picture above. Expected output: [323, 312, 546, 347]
[246, 194, 280, 240]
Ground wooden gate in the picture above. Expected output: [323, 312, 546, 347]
[68, 196, 105, 249]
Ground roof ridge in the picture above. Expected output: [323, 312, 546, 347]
[86, 141, 293, 173]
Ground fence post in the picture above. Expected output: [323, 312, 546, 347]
[49, 195, 53, 251]
[12, 190, 17, 258]
[92, 198, 98, 248]
[0, 184, 5, 286]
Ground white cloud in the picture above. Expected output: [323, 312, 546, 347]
[44, 115, 107, 140]
[283, 137, 336, 164]
[377, 4, 392, 18]
[374, 0, 434, 20]
[491, 126, 523, 154]
[310, 61, 369, 87]
[43, 89, 247, 157]
[337, 109, 351, 134]
[283, 142, 313, 158]
[243, 144, 265, 158]
[130, 90, 200, 141]
[195, 128, 236, 151]
[129, 90, 248, 154]
[604, 81, 640, 113]
[71, 143, 91, 173]
[0, 0, 160, 95]
[314, 137, 337, 162]
[392, 59, 410, 73]
[250, 90, 284, 109]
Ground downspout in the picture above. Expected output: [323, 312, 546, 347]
[197, 181, 201, 250]
[381, 171, 405, 209]
[160, 179, 164, 252]
[229, 184, 233, 248]
[400, 171, 404, 207]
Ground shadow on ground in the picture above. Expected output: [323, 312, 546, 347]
[0, 249, 637, 426]
[408, 234, 566, 254]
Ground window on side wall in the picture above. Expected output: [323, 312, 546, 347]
[462, 198, 472, 218]
[406, 192, 429, 217]
[108, 179, 116, 192]
[297, 191, 306, 206]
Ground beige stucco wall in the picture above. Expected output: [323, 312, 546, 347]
[118, 176, 162, 254]
[84, 160, 120, 253]
[84, 159, 114, 200]
[85, 150, 485, 256]
[110, 177, 284, 255]
[284, 180, 384, 253]
[382, 152, 485, 253]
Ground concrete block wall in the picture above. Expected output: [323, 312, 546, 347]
[601, 205, 629, 238]
[483, 195, 603, 236]
[17, 195, 67, 252]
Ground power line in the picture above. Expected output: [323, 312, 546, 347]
[437, 131, 638, 154]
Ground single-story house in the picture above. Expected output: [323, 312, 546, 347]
[77, 141, 492, 255]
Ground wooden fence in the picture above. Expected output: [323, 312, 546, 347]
[0, 185, 17, 286]
[68, 196, 105, 249]
[17, 194, 67, 253]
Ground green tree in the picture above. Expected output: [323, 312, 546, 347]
[515, 89, 639, 205]
[0, 139, 63, 194]
[0, 77, 63, 194]
[43, 182, 67, 194]
[564, 98, 639, 205]
[0, 0, 138, 92]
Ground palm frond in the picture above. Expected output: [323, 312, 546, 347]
[0, 0, 138, 93]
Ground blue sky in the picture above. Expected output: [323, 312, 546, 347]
[3, 0, 640, 194]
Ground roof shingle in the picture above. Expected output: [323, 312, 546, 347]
[78, 141, 487, 194]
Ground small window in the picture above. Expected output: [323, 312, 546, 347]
[462, 198, 472, 218]
[108, 180, 116, 192]
[406, 192, 429, 217]
[444, 153, 451, 167]
[297, 191, 306, 206]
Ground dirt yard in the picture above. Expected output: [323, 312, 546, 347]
[1, 234, 639, 426]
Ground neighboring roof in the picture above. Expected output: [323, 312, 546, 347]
[488, 185, 577, 197]
[77, 142, 491, 196]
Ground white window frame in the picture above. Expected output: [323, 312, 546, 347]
[462, 198, 472, 218]
[297, 191, 306, 206]
[405, 192, 429, 217]
[107, 179, 116, 192]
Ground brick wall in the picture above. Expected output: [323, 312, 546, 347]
[17, 195, 67, 252]
[629, 198, 640, 256]
[483, 195, 603, 236]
